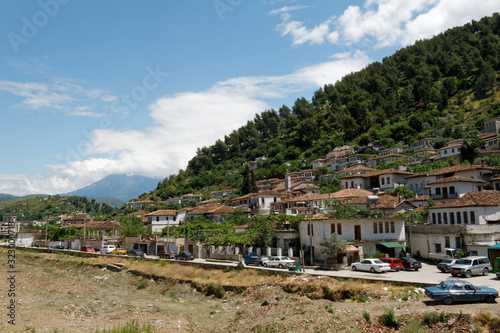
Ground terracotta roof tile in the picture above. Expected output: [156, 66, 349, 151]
[429, 190, 500, 209]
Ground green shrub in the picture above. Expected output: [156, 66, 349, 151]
[488, 318, 500, 332]
[363, 310, 371, 323]
[423, 311, 446, 327]
[206, 283, 225, 299]
[325, 303, 334, 313]
[403, 316, 425, 333]
[354, 293, 369, 303]
[137, 279, 148, 290]
[379, 308, 400, 328]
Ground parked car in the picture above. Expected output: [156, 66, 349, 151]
[80, 245, 95, 252]
[399, 257, 422, 271]
[351, 259, 391, 273]
[437, 259, 459, 273]
[55, 245, 65, 250]
[158, 250, 177, 259]
[425, 280, 498, 305]
[261, 256, 295, 268]
[99, 244, 116, 254]
[379, 257, 403, 271]
[450, 256, 492, 278]
[111, 248, 127, 255]
[175, 251, 195, 260]
[129, 249, 144, 257]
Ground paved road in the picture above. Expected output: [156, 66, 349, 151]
[181, 257, 500, 289]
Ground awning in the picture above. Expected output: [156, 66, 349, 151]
[489, 242, 500, 249]
[380, 242, 405, 248]
[346, 244, 360, 252]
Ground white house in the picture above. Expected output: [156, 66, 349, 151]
[299, 217, 406, 263]
[427, 176, 485, 200]
[145, 210, 179, 233]
[411, 191, 500, 258]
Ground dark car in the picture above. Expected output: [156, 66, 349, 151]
[399, 257, 422, 271]
[425, 280, 498, 305]
[55, 245, 65, 250]
[129, 249, 144, 257]
[175, 251, 195, 260]
[379, 257, 403, 271]
[158, 250, 177, 259]
[437, 259, 459, 273]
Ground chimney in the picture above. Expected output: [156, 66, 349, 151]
[285, 174, 292, 193]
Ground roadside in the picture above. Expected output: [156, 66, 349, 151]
[2, 248, 500, 332]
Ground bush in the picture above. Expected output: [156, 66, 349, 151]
[137, 279, 148, 290]
[206, 283, 225, 299]
[379, 308, 400, 328]
[363, 310, 371, 323]
[403, 316, 425, 333]
[423, 311, 446, 327]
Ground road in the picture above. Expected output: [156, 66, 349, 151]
[179, 257, 500, 289]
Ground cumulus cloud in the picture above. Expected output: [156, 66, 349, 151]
[3, 52, 371, 196]
[273, 0, 500, 48]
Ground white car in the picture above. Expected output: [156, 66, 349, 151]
[99, 244, 116, 254]
[351, 259, 391, 273]
[262, 256, 295, 268]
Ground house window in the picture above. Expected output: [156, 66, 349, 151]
[378, 222, 383, 233]
[455, 237, 461, 249]
[456, 212, 461, 224]
[331, 223, 335, 234]
[449, 212, 454, 224]
[385, 221, 389, 233]
[307, 224, 314, 236]
[463, 211, 468, 224]
[261, 198, 265, 205]
[470, 211, 476, 224]
[381, 178, 385, 185]
[373, 222, 378, 234]
[390, 221, 395, 233]
[436, 188, 441, 196]
[437, 213, 442, 224]
[445, 237, 450, 248]
[156, 216, 159, 222]
[435, 243, 442, 253]
[337, 223, 342, 235]
[432, 213, 436, 224]
[386, 177, 390, 185]
[449, 186, 455, 195]
[443, 213, 448, 224]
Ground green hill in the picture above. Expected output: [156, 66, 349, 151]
[153, 14, 500, 200]
[0, 193, 50, 203]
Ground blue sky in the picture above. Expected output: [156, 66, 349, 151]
[1, 0, 499, 196]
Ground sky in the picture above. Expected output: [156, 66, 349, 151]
[1, 0, 499, 196]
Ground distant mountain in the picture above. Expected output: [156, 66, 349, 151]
[63, 174, 162, 202]
[0, 193, 49, 202]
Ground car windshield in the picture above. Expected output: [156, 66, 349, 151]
[457, 259, 472, 265]
[442, 259, 453, 264]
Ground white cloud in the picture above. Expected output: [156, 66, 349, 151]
[3, 52, 371, 196]
[273, 0, 500, 48]
[0, 78, 117, 113]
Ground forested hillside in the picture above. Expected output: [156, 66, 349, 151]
[152, 13, 500, 201]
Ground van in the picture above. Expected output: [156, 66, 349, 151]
[80, 245, 95, 252]
[450, 256, 492, 278]
[99, 244, 116, 254]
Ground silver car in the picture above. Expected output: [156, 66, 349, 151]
[450, 256, 492, 278]
[261, 256, 295, 268]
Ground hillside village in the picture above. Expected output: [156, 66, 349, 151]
[4, 116, 500, 268]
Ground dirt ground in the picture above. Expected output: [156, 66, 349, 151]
[2, 249, 500, 333]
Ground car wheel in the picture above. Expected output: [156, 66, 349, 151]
[483, 268, 489, 276]
[465, 270, 472, 278]
[414, 268, 419, 271]
[263, 263, 268, 267]
[451, 273, 457, 277]
[370, 267, 375, 273]
[352, 266, 357, 271]
[279, 264, 284, 269]
[486, 295, 497, 303]
[442, 297, 453, 305]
